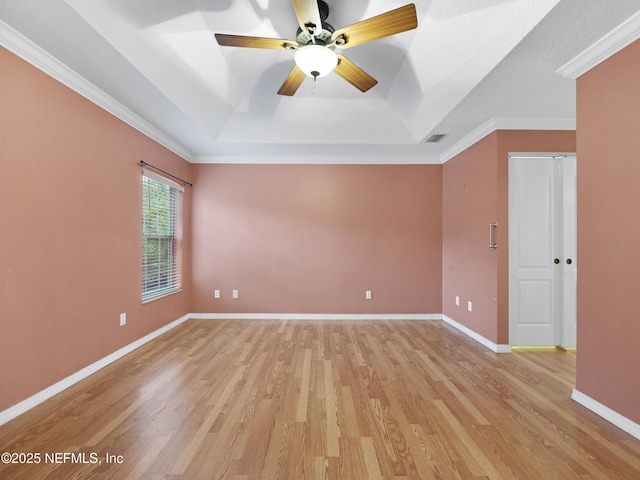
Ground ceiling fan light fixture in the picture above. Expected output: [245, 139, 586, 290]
[294, 45, 338, 78]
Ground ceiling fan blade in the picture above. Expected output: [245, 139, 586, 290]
[278, 65, 307, 96]
[331, 4, 418, 49]
[215, 34, 297, 50]
[291, 0, 322, 35]
[334, 54, 378, 92]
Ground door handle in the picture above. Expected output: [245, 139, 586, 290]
[554, 258, 560, 264]
[566, 258, 572, 265]
[489, 223, 498, 249]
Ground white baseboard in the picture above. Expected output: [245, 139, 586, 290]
[6, 313, 638, 443]
[0, 314, 190, 427]
[442, 314, 511, 353]
[0, 312, 495, 426]
[189, 313, 441, 321]
[193, 313, 512, 354]
[571, 389, 640, 441]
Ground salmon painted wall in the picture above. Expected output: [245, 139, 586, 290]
[576, 39, 640, 424]
[442, 133, 499, 342]
[191, 164, 442, 314]
[443, 130, 576, 344]
[0, 47, 192, 412]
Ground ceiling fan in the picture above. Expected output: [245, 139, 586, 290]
[215, 0, 418, 96]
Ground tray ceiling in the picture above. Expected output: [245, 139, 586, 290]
[1, 0, 639, 162]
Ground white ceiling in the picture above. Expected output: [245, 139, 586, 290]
[1, 0, 639, 163]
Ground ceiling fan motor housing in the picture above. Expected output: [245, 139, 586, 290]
[296, 0, 336, 47]
[296, 22, 335, 47]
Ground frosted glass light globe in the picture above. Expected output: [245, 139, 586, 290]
[294, 45, 338, 78]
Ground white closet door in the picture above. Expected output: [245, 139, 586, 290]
[509, 155, 576, 347]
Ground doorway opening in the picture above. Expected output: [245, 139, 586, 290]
[508, 153, 577, 348]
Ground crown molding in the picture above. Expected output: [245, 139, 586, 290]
[557, 10, 640, 79]
[0, 19, 194, 162]
[439, 118, 497, 163]
[440, 117, 576, 163]
[193, 154, 443, 165]
[493, 117, 576, 131]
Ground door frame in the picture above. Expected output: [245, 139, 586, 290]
[508, 152, 577, 348]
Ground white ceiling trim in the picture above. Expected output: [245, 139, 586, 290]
[439, 117, 576, 164]
[557, 9, 640, 79]
[493, 117, 576, 131]
[439, 118, 497, 164]
[0, 19, 194, 163]
[193, 154, 442, 165]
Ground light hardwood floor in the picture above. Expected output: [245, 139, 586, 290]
[1, 319, 639, 479]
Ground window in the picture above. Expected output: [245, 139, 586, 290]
[142, 170, 183, 302]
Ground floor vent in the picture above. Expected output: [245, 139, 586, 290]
[424, 133, 448, 143]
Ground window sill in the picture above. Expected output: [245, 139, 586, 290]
[142, 288, 183, 304]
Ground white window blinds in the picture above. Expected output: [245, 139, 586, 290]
[142, 170, 184, 302]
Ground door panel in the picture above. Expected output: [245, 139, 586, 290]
[516, 280, 554, 345]
[516, 173, 554, 266]
[510, 158, 560, 346]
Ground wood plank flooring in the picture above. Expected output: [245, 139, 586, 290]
[1, 319, 639, 479]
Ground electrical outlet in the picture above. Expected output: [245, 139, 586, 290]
[467, 301, 473, 312]
[455, 296, 460, 306]
[232, 289, 239, 299]
[119, 312, 126, 326]
[365, 290, 372, 300]
[214, 290, 220, 299]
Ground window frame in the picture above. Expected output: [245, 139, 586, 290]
[141, 170, 184, 303]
